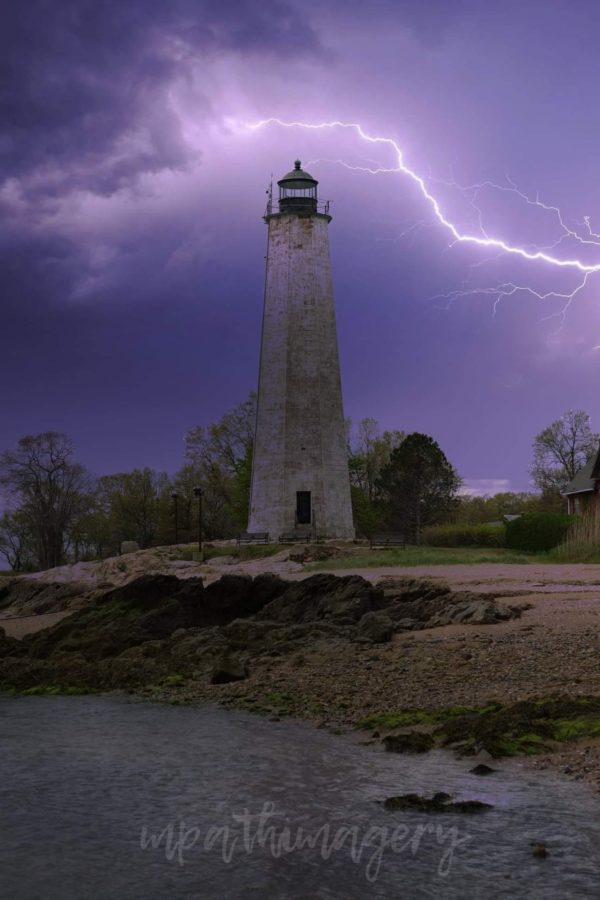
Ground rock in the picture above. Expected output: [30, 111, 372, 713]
[221, 618, 274, 650]
[257, 574, 385, 625]
[357, 611, 394, 644]
[395, 618, 419, 631]
[375, 579, 521, 630]
[0, 626, 25, 658]
[120, 541, 140, 554]
[469, 764, 497, 776]
[210, 652, 248, 684]
[200, 573, 287, 625]
[287, 545, 341, 564]
[383, 792, 492, 813]
[383, 732, 435, 753]
[0, 579, 90, 616]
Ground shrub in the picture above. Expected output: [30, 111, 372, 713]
[505, 512, 571, 553]
[422, 523, 505, 548]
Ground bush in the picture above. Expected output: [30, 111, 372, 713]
[422, 523, 505, 548]
[505, 512, 572, 553]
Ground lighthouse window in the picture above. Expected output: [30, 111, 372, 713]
[296, 491, 311, 524]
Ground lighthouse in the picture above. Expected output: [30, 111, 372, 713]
[247, 160, 354, 540]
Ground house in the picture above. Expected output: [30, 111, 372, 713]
[563, 446, 600, 515]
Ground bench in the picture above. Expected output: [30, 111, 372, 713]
[370, 533, 406, 549]
[279, 532, 312, 543]
[237, 532, 269, 544]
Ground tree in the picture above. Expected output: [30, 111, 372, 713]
[348, 418, 405, 501]
[347, 418, 405, 538]
[94, 469, 170, 550]
[0, 432, 89, 570]
[454, 490, 564, 525]
[182, 393, 256, 537]
[377, 433, 461, 543]
[531, 410, 599, 495]
[0, 510, 36, 571]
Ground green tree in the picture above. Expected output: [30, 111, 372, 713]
[531, 410, 599, 495]
[347, 418, 405, 538]
[182, 393, 256, 537]
[454, 490, 564, 525]
[95, 469, 170, 549]
[377, 433, 461, 543]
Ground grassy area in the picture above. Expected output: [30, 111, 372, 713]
[309, 546, 534, 570]
[358, 697, 600, 758]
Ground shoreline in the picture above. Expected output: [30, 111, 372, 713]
[3, 555, 600, 792]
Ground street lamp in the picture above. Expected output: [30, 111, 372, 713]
[193, 486, 204, 562]
[170, 491, 179, 545]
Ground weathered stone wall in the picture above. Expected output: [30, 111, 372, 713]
[248, 211, 354, 539]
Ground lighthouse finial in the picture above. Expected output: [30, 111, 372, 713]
[294, 159, 301, 170]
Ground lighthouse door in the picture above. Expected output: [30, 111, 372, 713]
[296, 491, 311, 525]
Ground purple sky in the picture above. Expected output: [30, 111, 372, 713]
[3, 0, 600, 494]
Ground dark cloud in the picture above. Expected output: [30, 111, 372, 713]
[0, 0, 323, 194]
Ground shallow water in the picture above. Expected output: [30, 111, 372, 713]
[1, 695, 599, 899]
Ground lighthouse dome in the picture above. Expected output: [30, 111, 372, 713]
[277, 159, 318, 213]
[278, 159, 318, 188]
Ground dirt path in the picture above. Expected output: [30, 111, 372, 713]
[303, 562, 600, 592]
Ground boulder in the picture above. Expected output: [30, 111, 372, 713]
[383, 792, 493, 813]
[383, 732, 435, 753]
[0, 579, 89, 615]
[357, 611, 394, 644]
[210, 652, 248, 684]
[200, 573, 287, 626]
[258, 574, 385, 625]
[470, 764, 497, 776]
[0, 626, 25, 658]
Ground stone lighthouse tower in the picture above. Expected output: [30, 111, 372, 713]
[247, 160, 354, 539]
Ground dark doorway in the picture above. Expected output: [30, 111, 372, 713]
[296, 491, 311, 525]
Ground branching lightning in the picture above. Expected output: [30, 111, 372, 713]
[247, 117, 600, 331]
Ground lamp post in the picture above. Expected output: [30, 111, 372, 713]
[170, 491, 179, 545]
[193, 486, 204, 562]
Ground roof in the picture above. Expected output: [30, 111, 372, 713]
[278, 159, 317, 185]
[563, 448, 600, 495]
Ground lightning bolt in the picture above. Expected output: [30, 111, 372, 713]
[246, 117, 600, 332]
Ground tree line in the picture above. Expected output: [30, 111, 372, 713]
[1, 402, 596, 571]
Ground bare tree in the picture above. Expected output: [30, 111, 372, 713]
[0, 510, 35, 571]
[0, 432, 89, 570]
[530, 410, 599, 494]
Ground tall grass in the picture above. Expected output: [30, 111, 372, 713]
[549, 512, 600, 563]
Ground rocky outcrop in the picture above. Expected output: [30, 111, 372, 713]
[383, 732, 435, 753]
[0, 578, 92, 615]
[383, 792, 493, 813]
[377, 577, 519, 628]
[0, 571, 523, 694]
[356, 611, 395, 644]
[211, 652, 248, 684]
[256, 574, 386, 625]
